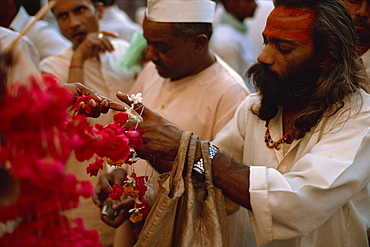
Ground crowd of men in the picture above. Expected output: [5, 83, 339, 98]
[1, 0, 369, 246]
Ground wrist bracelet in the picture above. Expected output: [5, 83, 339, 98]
[193, 144, 219, 175]
[209, 144, 219, 160]
[69, 65, 84, 69]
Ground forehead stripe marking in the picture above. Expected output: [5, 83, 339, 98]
[264, 6, 315, 44]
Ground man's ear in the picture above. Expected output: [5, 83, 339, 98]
[97, 2, 105, 20]
[192, 34, 209, 54]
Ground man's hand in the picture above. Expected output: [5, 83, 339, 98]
[110, 91, 183, 172]
[101, 198, 135, 228]
[61, 82, 110, 118]
[73, 31, 118, 62]
[93, 169, 134, 228]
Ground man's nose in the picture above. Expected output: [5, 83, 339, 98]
[68, 14, 81, 27]
[144, 45, 159, 62]
[257, 44, 274, 65]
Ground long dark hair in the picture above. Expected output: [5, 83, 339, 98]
[253, 0, 368, 139]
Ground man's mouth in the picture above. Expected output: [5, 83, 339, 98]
[72, 31, 86, 39]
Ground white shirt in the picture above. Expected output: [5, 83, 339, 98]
[130, 57, 249, 141]
[213, 91, 370, 246]
[99, 4, 142, 42]
[0, 27, 40, 83]
[10, 6, 71, 60]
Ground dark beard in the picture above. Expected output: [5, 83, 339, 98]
[247, 59, 321, 121]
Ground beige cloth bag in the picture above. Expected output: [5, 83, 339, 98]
[134, 131, 229, 247]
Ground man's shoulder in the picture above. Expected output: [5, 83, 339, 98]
[134, 62, 160, 84]
[208, 56, 247, 86]
[27, 19, 70, 45]
[40, 48, 72, 63]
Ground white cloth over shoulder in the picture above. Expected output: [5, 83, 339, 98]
[0, 27, 40, 83]
[10, 6, 71, 60]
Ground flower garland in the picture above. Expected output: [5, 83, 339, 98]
[0, 75, 149, 245]
[75, 93, 152, 224]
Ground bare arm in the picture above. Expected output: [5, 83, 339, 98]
[68, 31, 117, 84]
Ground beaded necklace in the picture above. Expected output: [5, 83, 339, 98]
[264, 122, 292, 150]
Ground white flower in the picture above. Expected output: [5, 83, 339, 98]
[128, 93, 143, 106]
[128, 205, 146, 214]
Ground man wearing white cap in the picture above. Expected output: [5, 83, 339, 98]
[93, 0, 251, 246]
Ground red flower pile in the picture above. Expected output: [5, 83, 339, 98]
[0, 75, 101, 246]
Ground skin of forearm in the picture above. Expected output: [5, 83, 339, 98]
[148, 157, 174, 174]
[212, 150, 252, 210]
[68, 53, 85, 83]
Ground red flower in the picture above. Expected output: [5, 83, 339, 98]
[125, 127, 146, 148]
[113, 112, 129, 126]
[137, 199, 150, 217]
[109, 184, 124, 200]
[86, 156, 104, 177]
[135, 175, 149, 198]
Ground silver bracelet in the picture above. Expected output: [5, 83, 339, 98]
[193, 144, 219, 175]
[209, 144, 219, 160]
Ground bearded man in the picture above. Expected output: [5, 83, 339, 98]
[104, 0, 370, 246]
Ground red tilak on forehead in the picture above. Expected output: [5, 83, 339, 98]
[263, 6, 315, 44]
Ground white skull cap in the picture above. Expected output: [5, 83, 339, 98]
[146, 0, 216, 23]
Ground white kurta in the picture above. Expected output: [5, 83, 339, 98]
[130, 57, 249, 141]
[40, 39, 136, 246]
[213, 91, 370, 246]
[11, 6, 71, 60]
